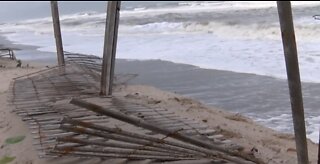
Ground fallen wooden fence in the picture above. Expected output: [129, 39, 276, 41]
[8, 56, 263, 163]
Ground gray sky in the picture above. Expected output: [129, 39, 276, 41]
[0, 1, 180, 23]
[0, 1, 107, 23]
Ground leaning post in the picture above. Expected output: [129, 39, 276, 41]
[108, 1, 121, 95]
[277, 1, 309, 164]
[100, 1, 121, 96]
[50, 1, 65, 66]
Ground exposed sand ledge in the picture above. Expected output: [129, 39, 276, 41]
[114, 85, 318, 163]
[0, 63, 318, 164]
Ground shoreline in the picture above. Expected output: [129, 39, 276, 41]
[2, 32, 320, 143]
[0, 33, 57, 67]
[0, 60, 318, 163]
[115, 59, 320, 143]
[0, 35, 319, 163]
[1, 31, 319, 143]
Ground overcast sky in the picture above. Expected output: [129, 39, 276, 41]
[0, 1, 180, 23]
[0, 1, 107, 22]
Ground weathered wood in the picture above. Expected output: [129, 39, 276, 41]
[62, 124, 250, 164]
[60, 118, 228, 158]
[318, 129, 320, 164]
[33, 132, 74, 139]
[50, 1, 65, 66]
[143, 115, 180, 120]
[57, 137, 186, 155]
[108, 1, 121, 95]
[10, 63, 253, 162]
[70, 98, 260, 164]
[13, 65, 62, 80]
[49, 151, 194, 161]
[277, 2, 309, 164]
[130, 111, 175, 116]
[0, 48, 16, 60]
[60, 125, 207, 157]
[100, 1, 121, 96]
[54, 146, 191, 158]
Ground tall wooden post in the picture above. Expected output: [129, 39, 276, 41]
[100, 1, 121, 96]
[277, 2, 309, 164]
[108, 2, 121, 95]
[318, 129, 320, 164]
[51, 1, 65, 66]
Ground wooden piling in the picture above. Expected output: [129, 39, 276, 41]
[318, 128, 320, 164]
[109, 2, 121, 95]
[50, 1, 65, 66]
[100, 1, 121, 96]
[277, 2, 309, 164]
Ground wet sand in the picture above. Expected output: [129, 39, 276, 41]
[115, 59, 320, 140]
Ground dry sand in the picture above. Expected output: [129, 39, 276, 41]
[0, 60, 318, 164]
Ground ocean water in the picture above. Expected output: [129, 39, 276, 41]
[1, 1, 320, 143]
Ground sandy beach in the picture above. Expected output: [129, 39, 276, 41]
[0, 57, 318, 164]
[1, 1, 320, 163]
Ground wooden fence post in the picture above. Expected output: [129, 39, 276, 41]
[50, 1, 65, 66]
[277, 1, 309, 164]
[100, 1, 121, 96]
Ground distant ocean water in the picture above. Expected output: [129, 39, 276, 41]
[1, 1, 320, 143]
